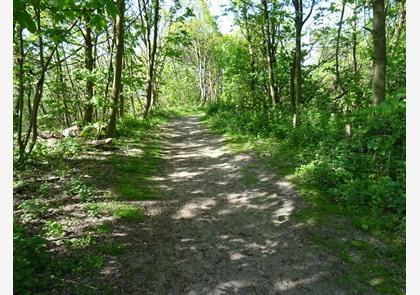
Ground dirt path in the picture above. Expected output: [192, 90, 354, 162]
[108, 116, 371, 294]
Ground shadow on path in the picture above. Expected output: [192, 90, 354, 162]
[105, 116, 375, 294]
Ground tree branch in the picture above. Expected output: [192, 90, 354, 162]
[303, 0, 316, 25]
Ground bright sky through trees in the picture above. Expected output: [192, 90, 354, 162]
[209, 0, 236, 34]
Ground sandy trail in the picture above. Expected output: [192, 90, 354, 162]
[109, 116, 369, 294]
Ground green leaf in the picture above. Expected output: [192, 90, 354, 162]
[104, 0, 117, 18]
[19, 10, 37, 33]
[90, 14, 107, 30]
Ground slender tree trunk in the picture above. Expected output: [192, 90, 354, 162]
[83, 15, 94, 124]
[56, 50, 71, 127]
[144, 0, 160, 118]
[372, 0, 386, 106]
[295, 18, 302, 110]
[292, 0, 303, 126]
[196, 47, 203, 103]
[202, 55, 207, 105]
[391, 3, 405, 58]
[242, 8, 256, 95]
[261, 0, 279, 106]
[333, 0, 351, 139]
[292, 0, 315, 125]
[26, 6, 47, 156]
[119, 82, 125, 118]
[106, 0, 125, 137]
[352, 6, 358, 74]
[16, 25, 25, 161]
[104, 24, 115, 120]
[290, 50, 297, 127]
[62, 46, 77, 101]
[335, 0, 346, 93]
[129, 55, 136, 117]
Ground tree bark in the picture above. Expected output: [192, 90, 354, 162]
[143, 0, 160, 118]
[83, 15, 94, 124]
[106, 0, 125, 137]
[372, 0, 386, 106]
[292, 0, 315, 125]
[294, 1, 303, 110]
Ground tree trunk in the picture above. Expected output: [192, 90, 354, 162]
[16, 25, 25, 161]
[83, 15, 94, 124]
[143, 0, 160, 119]
[292, 0, 315, 125]
[119, 83, 125, 118]
[26, 6, 47, 156]
[106, 0, 125, 137]
[352, 9, 358, 74]
[290, 50, 297, 127]
[334, 0, 352, 138]
[372, 0, 386, 106]
[104, 24, 115, 120]
[56, 49, 71, 127]
[335, 0, 346, 92]
[295, 15, 302, 110]
[261, 0, 279, 106]
[292, 0, 303, 126]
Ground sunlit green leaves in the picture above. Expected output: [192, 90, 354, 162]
[14, 0, 36, 32]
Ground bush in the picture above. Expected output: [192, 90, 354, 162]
[205, 98, 405, 231]
[14, 223, 48, 294]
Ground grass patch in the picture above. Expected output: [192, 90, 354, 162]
[112, 204, 143, 221]
[98, 240, 127, 256]
[86, 202, 144, 222]
[106, 112, 168, 201]
[91, 222, 114, 234]
[293, 186, 405, 294]
[13, 108, 181, 294]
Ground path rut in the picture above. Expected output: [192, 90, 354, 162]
[110, 116, 370, 294]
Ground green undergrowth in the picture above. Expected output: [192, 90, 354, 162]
[13, 108, 179, 294]
[203, 101, 405, 294]
[86, 202, 144, 221]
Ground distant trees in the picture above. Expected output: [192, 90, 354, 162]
[200, 0, 397, 129]
[14, 0, 78, 161]
[12, 0, 403, 162]
[13, 0, 191, 161]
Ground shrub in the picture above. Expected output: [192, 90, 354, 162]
[14, 223, 48, 294]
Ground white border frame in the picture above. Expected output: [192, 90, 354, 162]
[1, 0, 13, 294]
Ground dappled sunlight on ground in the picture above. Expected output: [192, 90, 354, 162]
[172, 198, 217, 220]
[102, 116, 364, 294]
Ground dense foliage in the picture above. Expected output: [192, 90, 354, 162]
[204, 0, 406, 230]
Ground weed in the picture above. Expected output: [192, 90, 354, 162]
[18, 198, 49, 221]
[65, 177, 97, 203]
[43, 220, 65, 238]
